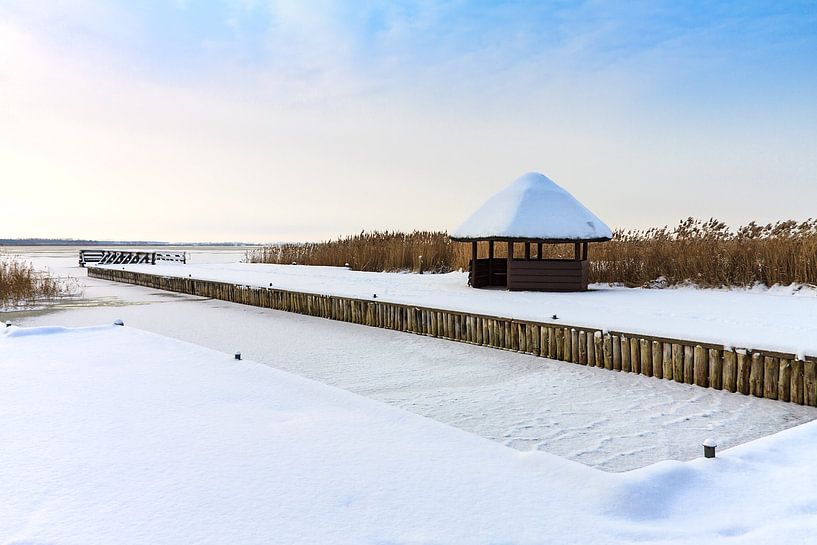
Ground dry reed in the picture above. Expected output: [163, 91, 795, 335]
[0, 254, 79, 308]
[246, 218, 817, 288]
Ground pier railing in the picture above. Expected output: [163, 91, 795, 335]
[79, 250, 186, 267]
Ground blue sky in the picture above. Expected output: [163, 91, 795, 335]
[1, 1, 816, 241]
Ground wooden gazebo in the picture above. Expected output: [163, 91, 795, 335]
[450, 172, 612, 292]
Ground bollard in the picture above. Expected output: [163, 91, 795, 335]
[703, 438, 717, 458]
[113, 319, 125, 326]
[234, 352, 242, 360]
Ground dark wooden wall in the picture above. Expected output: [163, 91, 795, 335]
[507, 259, 588, 292]
[471, 259, 507, 288]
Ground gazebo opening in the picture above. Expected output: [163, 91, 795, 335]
[450, 173, 612, 292]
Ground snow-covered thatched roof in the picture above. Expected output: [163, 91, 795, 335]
[450, 172, 612, 242]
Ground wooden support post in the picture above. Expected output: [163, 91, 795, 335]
[723, 350, 737, 392]
[709, 349, 722, 390]
[582, 242, 588, 260]
[663, 343, 673, 380]
[806, 359, 817, 407]
[640, 339, 652, 376]
[564, 328, 573, 362]
[507, 241, 513, 288]
[603, 334, 613, 370]
[737, 351, 751, 395]
[612, 335, 621, 371]
[594, 332, 604, 368]
[750, 353, 765, 397]
[693, 345, 708, 387]
[488, 240, 494, 285]
[630, 338, 640, 374]
[651, 341, 662, 378]
[525, 242, 530, 260]
[537, 242, 543, 260]
[574, 242, 581, 260]
[764, 357, 779, 400]
[470, 241, 477, 286]
[779, 359, 792, 402]
[578, 330, 587, 364]
[683, 346, 694, 384]
[548, 327, 557, 358]
[620, 336, 630, 372]
[531, 324, 539, 355]
[792, 359, 805, 405]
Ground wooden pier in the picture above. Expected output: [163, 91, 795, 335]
[88, 266, 817, 407]
[79, 250, 186, 267]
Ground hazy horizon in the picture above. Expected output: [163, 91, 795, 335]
[2, 2, 816, 242]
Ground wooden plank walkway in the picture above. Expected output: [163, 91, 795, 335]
[79, 250, 186, 267]
[88, 266, 817, 407]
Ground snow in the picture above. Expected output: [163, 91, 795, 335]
[2, 324, 817, 544]
[6, 249, 814, 472]
[450, 172, 612, 240]
[101, 261, 817, 357]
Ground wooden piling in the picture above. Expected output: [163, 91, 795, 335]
[620, 336, 630, 372]
[594, 333, 604, 369]
[640, 339, 652, 377]
[603, 334, 613, 370]
[708, 348, 722, 390]
[778, 359, 792, 402]
[89, 267, 817, 407]
[683, 346, 695, 384]
[651, 340, 662, 379]
[630, 337, 640, 374]
[563, 328, 572, 362]
[750, 353, 765, 398]
[806, 359, 817, 407]
[578, 331, 587, 365]
[723, 350, 737, 393]
[672, 344, 684, 383]
[612, 335, 621, 371]
[693, 345, 707, 387]
[792, 359, 805, 405]
[737, 351, 751, 395]
[763, 357, 779, 400]
[662, 343, 673, 380]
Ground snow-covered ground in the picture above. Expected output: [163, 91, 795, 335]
[2, 324, 817, 545]
[103, 261, 817, 357]
[3, 248, 815, 472]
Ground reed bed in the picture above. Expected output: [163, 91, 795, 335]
[246, 218, 817, 288]
[248, 231, 460, 274]
[0, 254, 78, 308]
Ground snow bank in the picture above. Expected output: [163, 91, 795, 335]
[101, 262, 817, 356]
[451, 172, 612, 240]
[2, 325, 817, 544]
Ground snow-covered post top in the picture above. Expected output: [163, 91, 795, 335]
[703, 438, 718, 458]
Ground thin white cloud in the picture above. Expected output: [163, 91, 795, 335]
[0, 3, 815, 242]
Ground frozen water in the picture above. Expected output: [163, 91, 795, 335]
[4, 247, 815, 471]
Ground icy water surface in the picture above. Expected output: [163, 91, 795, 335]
[4, 246, 815, 471]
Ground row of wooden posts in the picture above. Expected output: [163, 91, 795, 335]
[88, 267, 817, 407]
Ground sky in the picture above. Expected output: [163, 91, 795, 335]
[1, 1, 816, 242]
